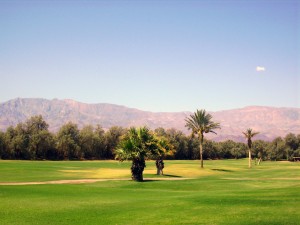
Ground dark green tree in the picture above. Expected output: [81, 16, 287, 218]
[217, 140, 237, 159]
[79, 125, 98, 159]
[12, 123, 29, 159]
[228, 142, 247, 159]
[3, 126, 16, 159]
[94, 125, 106, 159]
[0, 131, 6, 159]
[267, 137, 286, 161]
[166, 128, 189, 159]
[284, 133, 299, 160]
[25, 115, 53, 159]
[56, 122, 81, 159]
[252, 140, 269, 165]
[104, 126, 126, 159]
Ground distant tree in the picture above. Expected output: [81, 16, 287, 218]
[252, 140, 269, 165]
[231, 142, 247, 159]
[104, 126, 126, 159]
[12, 123, 30, 159]
[243, 128, 259, 168]
[185, 109, 220, 168]
[25, 115, 49, 133]
[284, 133, 299, 160]
[188, 136, 199, 159]
[201, 139, 217, 159]
[165, 128, 189, 159]
[295, 134, 300, 158]
[115, 127, 159, 181]
[25, 115, 53, 159]
[267, 137, 286, 161]
[154, 127, 167, 137]
[79, 125, 98, 159]
[3, 126, 16, 159]
[0, 131, 5, 159]
[217, 140, 237, 159]
[56, 122, 81, 159]
[94, 125, 106, 159]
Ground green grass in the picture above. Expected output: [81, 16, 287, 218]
[0, 159, 300, 224]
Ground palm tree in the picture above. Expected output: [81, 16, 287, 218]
[154, 137, 174, 175]
[185, 109, 220, 168]
[115, 126, 158, 181]
[243, 128, 259, 168]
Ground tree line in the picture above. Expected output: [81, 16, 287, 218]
[0, 115, 299, 161]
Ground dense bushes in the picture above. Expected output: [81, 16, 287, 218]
[0, 116, 299, 161]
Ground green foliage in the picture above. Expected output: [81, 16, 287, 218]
[165, 128, 190, 159]
[94, 125, 107, 158]
[56, 122, 81, 159]
[104, 126, 126, 158]
[116, 126, 161, 181]
[0, 115, 299, 161]
[1, 116, 53, 160]
[185, 109, 221, 138]
[79, 125, 98, 159]
[0, 131, 5, 158]
[154, 131, 175, 159]
[25, 116, 53, 159]
[284, 133, 299, 160]
[267, 137, 287, 161]
[252, 140, 269, 160]
[116, 127, 158, 161]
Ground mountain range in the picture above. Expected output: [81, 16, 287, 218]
[0, 98, 299, 142]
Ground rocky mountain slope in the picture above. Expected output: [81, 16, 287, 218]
[0, 98, 299, 142]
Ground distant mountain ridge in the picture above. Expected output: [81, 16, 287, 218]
[0, 98, 299, 142]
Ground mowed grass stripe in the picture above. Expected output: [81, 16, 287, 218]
[0, 159, 299, 224]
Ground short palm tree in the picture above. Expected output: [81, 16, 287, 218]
[243, 128, 259, 168]
[154, 137, 174, 175]
[185, 109, 220, 168]
[115, 126, 158, 181]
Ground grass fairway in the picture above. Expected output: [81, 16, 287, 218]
[0, 159, 299, 224]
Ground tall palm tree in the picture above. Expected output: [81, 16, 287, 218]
[243, 128, 259, 168]
[185, 109, 220, 168]
[115, 126, 158, 181]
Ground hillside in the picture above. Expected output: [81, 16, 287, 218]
[0, 98, 299, 141]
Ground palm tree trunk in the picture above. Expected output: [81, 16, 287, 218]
[156, 159, 164, 175]
[258, 157, 262, 165]
[131, 158, 145, 182]
[200, 143, 203, 168]
[200, 134, 204, 168]
[248, 149, 252, 168]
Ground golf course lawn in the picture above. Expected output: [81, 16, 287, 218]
[0, 159, 299, 224]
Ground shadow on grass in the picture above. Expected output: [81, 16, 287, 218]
[141, 180, 161, 182]
[211, 169, 233, 172]
[163, 174, 182, 178]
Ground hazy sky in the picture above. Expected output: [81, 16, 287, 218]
[1, 0, 299, 112]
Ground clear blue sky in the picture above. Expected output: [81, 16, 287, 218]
[1, 0, 299, 112]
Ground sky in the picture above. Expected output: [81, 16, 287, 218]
[0, 0, 299, 112]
